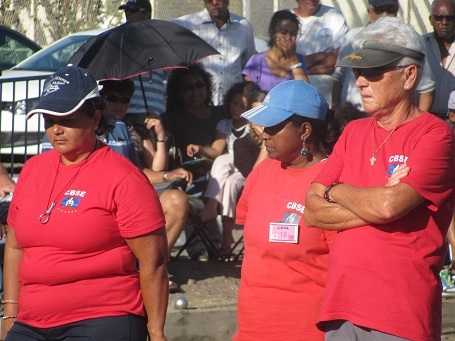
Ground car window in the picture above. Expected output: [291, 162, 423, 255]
[14, 35, 93, 72]
[0, 30, 39, 70]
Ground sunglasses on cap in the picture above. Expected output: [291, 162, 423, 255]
[432, 15, 455, 22]
[105, 94, 131, 104]
[352, 65, 417, 81]
[125, 7, 146, 13]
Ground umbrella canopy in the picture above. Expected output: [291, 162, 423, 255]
[68, 19, 219, 80]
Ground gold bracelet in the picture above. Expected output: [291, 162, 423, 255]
[1, 299, 18, 304]
[2, 315, 17, 320]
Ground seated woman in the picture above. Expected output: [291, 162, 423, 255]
[190, 82, 261, 255]
[242, 10, 309, 92]
[161, 63, 227, 164]
[98, 79, 190, 258]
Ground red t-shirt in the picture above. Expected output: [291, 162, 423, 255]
[313, 114, 455, 341]
[234, 158, 337, 341]
[8, 145, 165, 328]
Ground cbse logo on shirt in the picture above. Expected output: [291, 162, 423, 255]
[60, 197, 80, 207]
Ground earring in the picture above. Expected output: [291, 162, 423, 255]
[301, 141, 308, 157]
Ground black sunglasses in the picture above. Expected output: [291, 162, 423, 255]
[182, 81, 206, 92]
[432, 15, 455, 22]
[352, 65, 416, 81]
[105, 94, 131, 104]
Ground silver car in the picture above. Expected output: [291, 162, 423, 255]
[0, 29, 106, 157]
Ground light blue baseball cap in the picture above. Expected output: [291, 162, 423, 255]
[241, 80, 329, 127]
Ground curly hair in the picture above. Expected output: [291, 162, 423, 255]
[222, 81, 262, 115]
[247, 89, 268, 109]
[165, 63, 214, 112]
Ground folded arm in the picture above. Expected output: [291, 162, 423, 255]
[304, 48, 340, 75]
[305, 163, 421, 229]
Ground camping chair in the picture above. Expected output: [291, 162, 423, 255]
[170, 158, 224, 260]
[172, 212, 222, 260]
[223, 228, 244, 262]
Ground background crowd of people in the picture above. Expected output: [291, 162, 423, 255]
[2, 0, 455, 340]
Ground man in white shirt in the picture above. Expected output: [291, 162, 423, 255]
[173, 0, 256, 105]
[424, 0, 455, 118]
[292, 0, 348, 104]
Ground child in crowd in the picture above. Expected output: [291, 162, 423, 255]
[188, 82, 260, 254]
[233, 89, 268, 178]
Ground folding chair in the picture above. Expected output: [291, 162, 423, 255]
[172, 214, 222, 260]
[222, 236, 243, 262]
[171, 159, 221, 260]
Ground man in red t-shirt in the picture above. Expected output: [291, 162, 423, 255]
[304, 17, 455, 341]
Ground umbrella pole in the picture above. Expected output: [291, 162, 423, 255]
[138, 74, 148, 111]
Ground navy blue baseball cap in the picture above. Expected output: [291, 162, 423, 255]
[241, 80, 329, 127]
[368, 0, 399, 9]
[27, 66, 100, 119]
[118, 0, 151, 12]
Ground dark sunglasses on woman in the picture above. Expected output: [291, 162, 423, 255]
[105, 94, 131, 104]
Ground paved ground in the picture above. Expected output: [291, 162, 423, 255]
[166, 229, 455, 340]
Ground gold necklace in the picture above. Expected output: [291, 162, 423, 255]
[370, 121, 396, 166]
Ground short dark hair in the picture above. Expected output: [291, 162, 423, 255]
[268, 10, 300, 46]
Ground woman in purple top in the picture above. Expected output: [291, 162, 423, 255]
[242, 10, 309, 91]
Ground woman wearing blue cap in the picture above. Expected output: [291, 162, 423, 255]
[234, 80, 340, 340]
[3, 66, 168, 340]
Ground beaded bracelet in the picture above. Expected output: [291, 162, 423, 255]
[324, 182, 343, 203]
[1, 299, 18, 304]
[2, 315, 17, 320]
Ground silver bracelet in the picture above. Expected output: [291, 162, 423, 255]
[162, 171, 168, 182]
[290, 62, 303, 70]
[2, 315, 17, 320]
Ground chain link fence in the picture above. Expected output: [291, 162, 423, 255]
[1, 0, 431, 48]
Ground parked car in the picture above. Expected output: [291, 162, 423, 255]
[0, 25, 41, 71]
[0, 29, 267, 158]
[0, 28, 107, 157]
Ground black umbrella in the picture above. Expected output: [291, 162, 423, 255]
[68, 19, 219, 108]
[68, 19, 219, 80]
